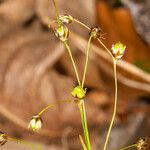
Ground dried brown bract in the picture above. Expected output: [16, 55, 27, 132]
[89, 27, 101, 39]
[136, 137, 150, 150]
[0, 132, 7, 146]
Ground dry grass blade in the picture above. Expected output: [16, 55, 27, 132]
[91, 56, 150, 92]
[79, 135, 87, 150]
[0, 0, 35, 37]
[30, 43, 65, 92]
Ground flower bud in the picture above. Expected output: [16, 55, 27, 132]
[136, 137, 150, 150]
[89, 27, 101, 39]
[71, 86, 86, 99]
[111, 42, 126, 60]
[59, 15, 74, 24]
[0, 132, 7, 146]
[54, 25, 69, 42]
[28, 115, 42, 132]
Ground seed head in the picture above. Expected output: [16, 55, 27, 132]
[111, 42, 126, 60]
[59, 14, 74, 24]
[89, 27, 101, 39]
[136, 137, 150, 150]
[0, 132, 8, 146]
[54, 25, 69, 42]
[28, 115, 42, 132]
[71, 86, 86, 99]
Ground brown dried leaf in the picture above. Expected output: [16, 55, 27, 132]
[87, 91, 110, 106]
[0, 0, 35, 36]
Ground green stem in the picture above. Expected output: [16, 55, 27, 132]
[52, 0, 81, 85]
[63, 41, 81, 85]
[74, 19, 90, 30]
[103, 59, 117, 150]
[38, 100, 72, 116]
[97, 38, 114, 59]
[82, 35, 92, 88]
[119, 144, 137, 150]
[71, 18, 114, 60]
[52, 0, 60, 25]
[78, 101, 91, 150]
[8, 138, 42, 150]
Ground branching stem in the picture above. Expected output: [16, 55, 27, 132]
[50, 2, 119, 150]
[73, 19, 114, 59]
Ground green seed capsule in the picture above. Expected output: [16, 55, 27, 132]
[111, 42, 126, 60]
[59, 14, 74, 24]
[28, 115, 42, 132]
[71, 86, 86, 99]
[54, 25, 69, 42]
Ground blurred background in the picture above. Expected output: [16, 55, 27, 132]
[0, 0, 149, 149]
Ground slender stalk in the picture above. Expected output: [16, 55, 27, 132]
[119, 144, 137, 150]
[103, 59, 118, 150]
[38, 100, 72, 116]
[51, 0, 81, 85]
[97, 38, 114, 59]
[72, 18, 114, 60]
[72, 19, 114, 60]
[8, 138, 42, 150]
[78, 101, 91, 150]
[38, 104, 55, 116]
[63, 41, 81, 85]
[51, 2, 90, 149]
[82, 35, 92, 87]
[52, 0, 60, 24]
[74, 19, 90, 30]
